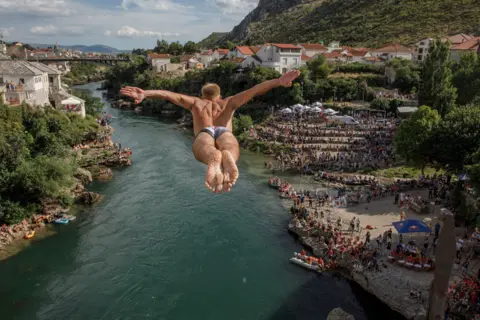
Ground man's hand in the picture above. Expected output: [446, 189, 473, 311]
[279, 70, 301, 87]
[120, 86, 145, 104]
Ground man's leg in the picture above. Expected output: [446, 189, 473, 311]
[215, 132, 240, 192]
[192, 132, 224, 193]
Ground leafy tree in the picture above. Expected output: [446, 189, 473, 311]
[183, 41, 197, 55]
[307, 55, 331, 81]
[155, 39, 169, 54]
[0, 103, 101, 225]
[431, 105, 480, 172]
[168, 41, 183, 56]
[418, 39, 457, 117]
[394, 105, 441, 173]
[451, 52, 480, 106]
[232, 115, 253, 136]
[226, 41, 236, 50]
[370, 98, 390, 110]
[73, 89, 104, 117]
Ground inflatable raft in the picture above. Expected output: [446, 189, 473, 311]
[24, 231, 35, 239]
[289, 257, 322, 273]
[54, 217, 69, 225]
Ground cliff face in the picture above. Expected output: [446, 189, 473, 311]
[226, 0, 308, 42]
[207, 0, 480, 48]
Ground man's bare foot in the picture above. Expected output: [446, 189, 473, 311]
[205, 151, 224, 193]
[221, 150, 239, 192]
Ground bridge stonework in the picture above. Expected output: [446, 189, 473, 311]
[26, 57, 130, 65]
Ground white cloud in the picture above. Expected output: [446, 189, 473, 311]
[30, 25, 84, 36]
[213, 0, 258, 13]
[120, 0, 193, 11]
[0, 0, 74, 16]
[113, 26, 180, 38]
[0, 27, 15, 37]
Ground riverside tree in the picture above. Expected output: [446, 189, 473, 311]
[451, 52, 480, 106]
[418, 39, 457, 117]
[0, 104, 101, 224]
[394, 105, 441, 173]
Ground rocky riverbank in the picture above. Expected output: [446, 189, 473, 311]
[0, 125, 132, 260]
[288, 221, 429, 320]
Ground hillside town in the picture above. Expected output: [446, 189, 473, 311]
[144, 33, 480, 76]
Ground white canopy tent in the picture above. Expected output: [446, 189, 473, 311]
[324, 108, 338, 114]
[312, 101, 323, 107]
[61, 97, 81, 105]
[280, 107, 293, 114]
[311, 107, 322, 112]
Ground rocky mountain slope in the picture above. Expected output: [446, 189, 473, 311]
[208, 0, 480, 47]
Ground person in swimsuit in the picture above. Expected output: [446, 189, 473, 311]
[119, 70, 301, 193]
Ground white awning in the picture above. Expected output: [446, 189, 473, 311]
[281, 108, 293, 113]
[61, 97, 81, 105]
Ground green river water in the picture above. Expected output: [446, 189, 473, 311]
[0, 82, 403, 320]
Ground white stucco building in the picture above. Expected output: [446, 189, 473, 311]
[211, 48, 230, 61]
[0, 60, 50, 106]
[147, 53, 171, 72]
[450, 38, 480, 62]
[413, 38, 434, 62]
[371, 43, 412, 61]
[198, 49, 214, 67]
[253, 43, 302, 74]
[298, 43, 328, 57]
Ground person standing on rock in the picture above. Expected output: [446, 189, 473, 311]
[120, 70, 301, 193]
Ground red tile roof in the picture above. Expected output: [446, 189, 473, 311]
[350, 49, 369, 57]
[446, 33, 474, 45]
[148, 53, 170, 59]
[236, 46, 254, 56]
[323, 52, 342, 59]
[272, 43, 301, 49]
[301, 54, 312, 61]
[231, 57, 246, 63]
[215, 49, 230, 55]
[200, 49, 213, 56]
[299, 43, 327, 51]
[451, 38, 480, 50]
[364, 57, 383, 62]
[249, 46, 261, 54]
[374, 43, 412, 53]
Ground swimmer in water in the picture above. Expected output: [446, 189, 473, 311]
[120, 70, 301, 193]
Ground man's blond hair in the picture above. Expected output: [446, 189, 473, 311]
[201, 83, 221, 100]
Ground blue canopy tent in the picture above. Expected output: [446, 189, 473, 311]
[392, 219, 432, 234]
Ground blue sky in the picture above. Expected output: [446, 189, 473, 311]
[0, 0, 259, 50]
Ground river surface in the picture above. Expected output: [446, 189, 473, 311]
[0, 82, 403, 320]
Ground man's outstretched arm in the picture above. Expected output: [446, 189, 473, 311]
[144, 90, 197, 110]
[120, 86, 197, 110]
[226, 70, 301, 110]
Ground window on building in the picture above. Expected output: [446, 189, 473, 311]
[418, 48, 423, 54]
[293, 58, 298, 65]
[283, 58, 287, 64]
[282, 68, 287, 74]
[420, 42, 425, 46]
[20, 78, 25, 84]
[418, 55, 422, 61]
[0, 77, 3, 83]
[49, 77, 53, 83]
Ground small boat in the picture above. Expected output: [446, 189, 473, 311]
[24, 231, 35, 239]
[289, 257, 322, 273]
[54, 218, 69, 225]
[68, 216, 76, 221]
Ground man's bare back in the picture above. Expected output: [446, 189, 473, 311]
[120, 70, 300, 193]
